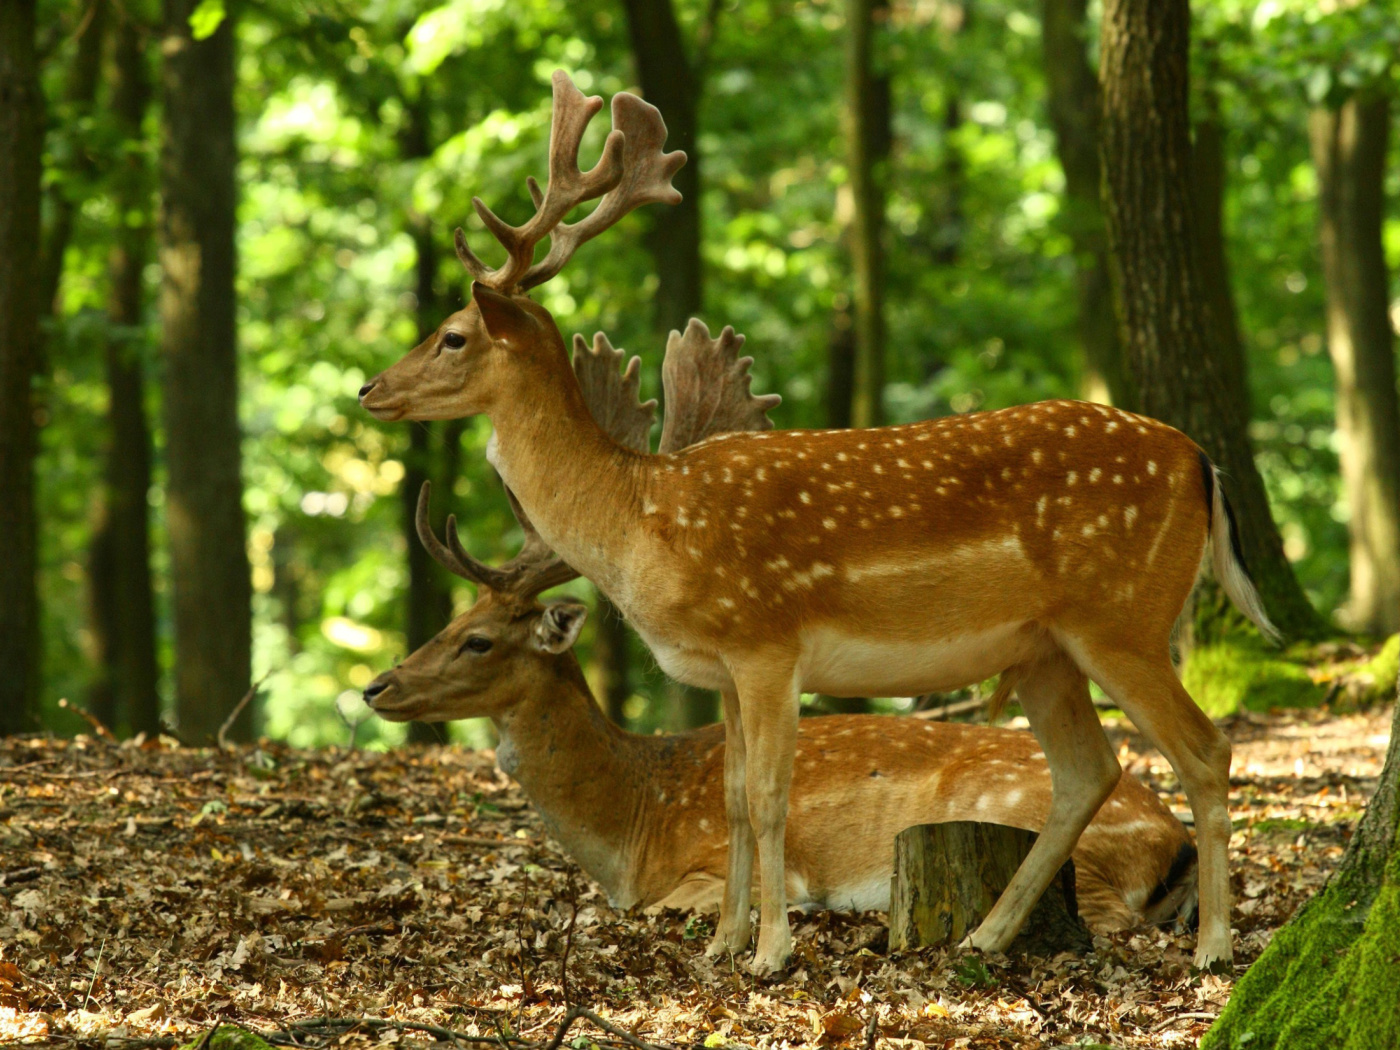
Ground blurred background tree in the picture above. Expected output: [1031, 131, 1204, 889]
[3, 0, 1397, 745]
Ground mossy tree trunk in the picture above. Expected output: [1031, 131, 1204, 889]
[1040, 0, 1128, 407]
[1309, 93, 1400, 638]
[1098, 0, 1327, 643]
[1204, 677, 1400, 1049]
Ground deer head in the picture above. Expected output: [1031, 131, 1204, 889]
[365, 320, 778, 721]
[364, 481, 591, 723]
[358, 70, 686, 422]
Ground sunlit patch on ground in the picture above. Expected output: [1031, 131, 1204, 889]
[0, 703, 1390, 1049]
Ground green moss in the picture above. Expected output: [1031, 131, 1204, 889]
[1335, 634, 1400, 712]
[1181, 640, 1325, 718]
[180, 1026, 275, 1050]
[1204, 842, 1400, 1050]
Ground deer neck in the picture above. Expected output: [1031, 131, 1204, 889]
[490, 661, 654, 908]
[485, 362, 644, 591]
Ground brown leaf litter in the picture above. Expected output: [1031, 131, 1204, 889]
[0, 703, 1390, 1050]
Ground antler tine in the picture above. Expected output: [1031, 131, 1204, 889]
[459, 70, 627, 292]
[521, 90, 688, 290]
[658, 319, 782, 454]
[571, 332, 657, 453]
[415, 482, 514, 591]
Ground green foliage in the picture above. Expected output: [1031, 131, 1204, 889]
[31, 0, 1393, 741]
[1181, 639, 1326, 718]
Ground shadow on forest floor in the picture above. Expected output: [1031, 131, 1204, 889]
[0, 703, 1391, 1050]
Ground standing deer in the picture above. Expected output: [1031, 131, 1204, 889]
[365, 485, 1199, 935]
[360, 71, 1272, 972]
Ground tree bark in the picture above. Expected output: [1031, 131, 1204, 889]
[889, 822, 1090, 955]
[37, 0, 108, 326]
[160, 0, 252, 743]
[1309, 95, 1400, 637]
[1040, 0, 1128, 406]
[1098, 0, 1326, 642]
[620, 0, 714, 728]
[403, 205, 460, 745]
[89, 3, 161, 737]
[845, 0, 891, 429]
[620, 0, 702, 342]
[1203, 678, 1400, 1048]
[593, 598, 632, 726]
[0, 0, 45, 736]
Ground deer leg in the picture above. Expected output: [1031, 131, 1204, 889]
[1070, 644, 1234, 969]
[731, 664, 800, 976]
[965, 648, 1120, 953]
[707, 687, 755, 958]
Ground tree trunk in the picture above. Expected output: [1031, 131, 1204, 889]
[403, 210, 459, 745]
[619, 0, 701, 343]
[621, 0, 714, 728]
[0, 0, 45, 736]
[593, 597, 632, 726]
[1309, 95, 1400, 637]
[1191, 79, 1249, 411]
[88, 3, 161, 738]
[1098, 0, 1326, 642]
[160, 0, 252, 743]
[845, 0, 891, 429]
[37, 0, 108, 326]
[1203, 679, 1400, 1048]
[1040, 0, 1128, 406]
[889, 822, 1090, 955]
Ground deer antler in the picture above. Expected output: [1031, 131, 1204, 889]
[658, 320, 782, 453]
[417, 482, 579, 600]
[455, 70, 685, 295]
[572, 332, 657, 453]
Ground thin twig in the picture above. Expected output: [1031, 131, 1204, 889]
[559, 869, 580, 1006]
[864, 1006, 879, 1050]
[219, 671, 273, 750]
[83, 935, 107, 1010]
[59, 698, 117, 742]
[911, 695, 988, 721]
[542, 1008, 582, 1050]
[574, 1009, 660, 1050]
[1151, 1011, 1219, 1032]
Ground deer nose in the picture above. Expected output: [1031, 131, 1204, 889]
[358, 381, 377, 401]
[363, 679, 390, 705]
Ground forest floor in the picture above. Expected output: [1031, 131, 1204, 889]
[0, 701, 1392, 1050]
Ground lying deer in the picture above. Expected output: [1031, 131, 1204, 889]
[365, 487, 1199, 935]
[360, 71, 1271, 972]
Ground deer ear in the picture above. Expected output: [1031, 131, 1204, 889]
[533, 602, 587, 654]
[472, 282, 537, 346]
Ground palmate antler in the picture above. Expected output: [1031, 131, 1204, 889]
[417, 321, 780, 599]
[659, 320, 782, 454]
[455, 70, 687, 295]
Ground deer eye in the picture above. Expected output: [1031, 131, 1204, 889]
[442, 331, 467, 350]
[459, 635, 493, 656]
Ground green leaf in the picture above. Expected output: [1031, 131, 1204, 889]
[188, 0, 226, 40]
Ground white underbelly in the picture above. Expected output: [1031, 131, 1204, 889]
[800, 622, 1036, 697]
[639, 630, 734, 692]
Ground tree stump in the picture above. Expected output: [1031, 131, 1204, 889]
[888, 821, 1092, 956]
